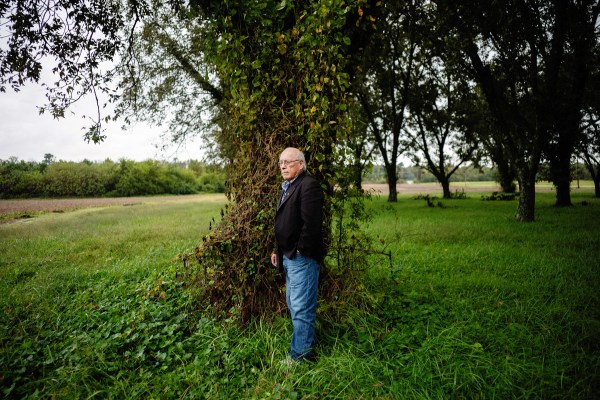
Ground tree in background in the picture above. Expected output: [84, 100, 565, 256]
[579, 116, 600, 198]
[407, 54, 480, 198]
[464, 93, 519, 194]
[578, 36, 600, 198]
[542, 1, 599, 206]
[344, 98, 374, 192]
[354, 0, 427, 202]
[434, 0, 599, 220]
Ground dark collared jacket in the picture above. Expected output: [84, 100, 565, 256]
[274, 171, 325, 271]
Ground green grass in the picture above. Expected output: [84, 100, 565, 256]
[1, 192, 599, 399]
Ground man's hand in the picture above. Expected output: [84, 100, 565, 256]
[270, 252, 277, 267]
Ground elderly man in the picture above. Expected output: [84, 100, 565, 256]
[271, 147, 325, 362]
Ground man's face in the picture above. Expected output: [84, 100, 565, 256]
[279, 149, 304, 181]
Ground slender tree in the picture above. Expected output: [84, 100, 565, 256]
[353, 0, 427, 202]
[407, 56, 480, 198]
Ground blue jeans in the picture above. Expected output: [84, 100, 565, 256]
[283, 253, 319, 360]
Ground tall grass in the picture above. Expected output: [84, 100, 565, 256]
[1, 191, 598, 399]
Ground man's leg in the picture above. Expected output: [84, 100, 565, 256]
[283, 254, 319, 360]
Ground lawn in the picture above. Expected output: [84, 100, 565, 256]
[1, 191, 598, 399]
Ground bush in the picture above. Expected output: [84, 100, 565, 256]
[481, 192, 519, 201]
[0, 157, 226, 198]
[44, 162, 108, 197]
[0, 159, 45, 198]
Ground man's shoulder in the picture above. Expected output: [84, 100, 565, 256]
[298, 173, 321, 187]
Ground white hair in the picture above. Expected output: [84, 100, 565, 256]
[296, 150, 306, 171]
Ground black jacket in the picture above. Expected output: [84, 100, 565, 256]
[274, 171, 325, 271]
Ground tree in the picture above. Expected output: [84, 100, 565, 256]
[467, 93, 518, 193]
[0, 0, 140, 142]
[542, 1, 600, 206]
[579, 112, 600, 197]
[354, 0, 427, 202]
[407, 55, 480, 198]
[178, 0, 381, 321]
[577, 35, 600, 198]
[579, 81, 600, 197]
[433, 0, 599, 221]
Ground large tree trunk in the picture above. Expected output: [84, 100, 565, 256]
[553, 165, 573, 206]
[515, 174, 536, 222]
[494, 158, 517, 193]
[549, 139, 574, 206]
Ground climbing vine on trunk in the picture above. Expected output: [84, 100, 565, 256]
[179, 0, 380, 322]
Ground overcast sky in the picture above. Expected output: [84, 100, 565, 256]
[0, 82, 205, 163]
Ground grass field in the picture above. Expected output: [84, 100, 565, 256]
[1, 191, 599, 399]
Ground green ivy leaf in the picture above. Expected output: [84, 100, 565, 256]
[276, 0, 287, 11]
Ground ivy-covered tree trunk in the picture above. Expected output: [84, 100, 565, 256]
[185, 0, 379, 321]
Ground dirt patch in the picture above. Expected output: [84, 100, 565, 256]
[361, 183, 504, 195]
[0, 195, 220, 223]
[1, 183, 581, 223]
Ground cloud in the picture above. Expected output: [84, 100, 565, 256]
[0, 83, 203, 162]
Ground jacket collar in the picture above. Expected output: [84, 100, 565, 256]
[278, 171, 306, 209]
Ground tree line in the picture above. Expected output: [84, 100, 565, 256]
[0, 155, 225, 198]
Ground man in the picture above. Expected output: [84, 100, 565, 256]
[271, 147, 324, 362]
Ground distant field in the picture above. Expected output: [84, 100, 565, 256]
[0, 194, 226, 223]
[363, 180, 596, 195]
[2, 181, 595, 220]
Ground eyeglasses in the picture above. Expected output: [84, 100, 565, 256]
[278, 159, 301, 167]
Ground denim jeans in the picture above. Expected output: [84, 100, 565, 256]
[283, 253, 319, 360]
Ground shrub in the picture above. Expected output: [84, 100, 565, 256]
[43, 162, 107, 197]
[481, 192, 519, 201]
[0, 158, 225, 198]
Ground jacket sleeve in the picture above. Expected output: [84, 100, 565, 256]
[297, 177, 324, 256]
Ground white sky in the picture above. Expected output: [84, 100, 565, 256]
[0, 83, 205, 163]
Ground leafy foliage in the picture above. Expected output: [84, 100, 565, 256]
[0, 158, 225, 198]
[175, 0, 381, 322]
[0, 0, 140, 142]
[432, 0, 600, 217]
